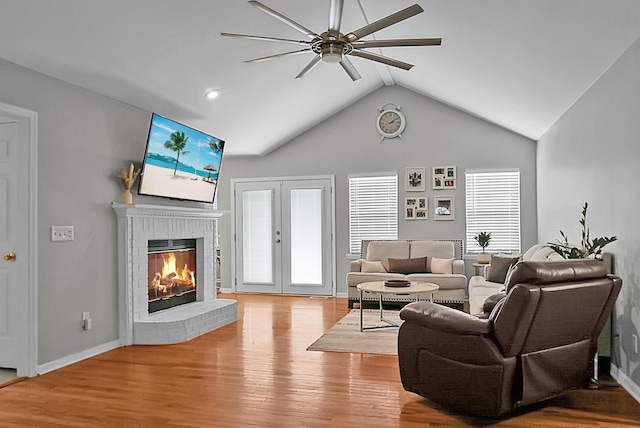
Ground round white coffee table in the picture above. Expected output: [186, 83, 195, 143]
[356, 281, 439, 331]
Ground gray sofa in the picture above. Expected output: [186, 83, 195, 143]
[346, 239, 466, 308]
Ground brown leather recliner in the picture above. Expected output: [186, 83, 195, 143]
[397, 259, 622, 417]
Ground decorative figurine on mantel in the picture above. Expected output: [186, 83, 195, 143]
[118, 163, 141, 204]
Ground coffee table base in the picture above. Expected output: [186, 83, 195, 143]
[357, 282, 438, 332]
[359, 292, 400, 331]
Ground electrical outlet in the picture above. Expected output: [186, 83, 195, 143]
[51, 226, 74, 241]
[82, 312, 90, 320]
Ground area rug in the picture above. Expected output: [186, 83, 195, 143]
[306, 309, 402, 355]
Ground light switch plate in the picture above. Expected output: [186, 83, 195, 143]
[51, 226, 74, 241]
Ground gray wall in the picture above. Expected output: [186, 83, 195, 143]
[0, 58, 205, 365]
[217, 85, 537, 294]
[537, 37, 640, 390]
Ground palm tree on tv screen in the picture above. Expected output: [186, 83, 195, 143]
[208, 137, 224, 153]
[164, 131, 190, 175]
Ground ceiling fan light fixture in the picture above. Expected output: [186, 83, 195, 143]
[320, 42, 343, 63]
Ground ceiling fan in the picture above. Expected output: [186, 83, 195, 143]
[221, 0, 442, 81]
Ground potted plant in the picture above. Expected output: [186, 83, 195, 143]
[548, 202, 617, 259]
[474, 231, 492, 264]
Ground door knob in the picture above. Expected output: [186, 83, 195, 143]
[276, 239, 281, 243]
[4, 252, 16, 262]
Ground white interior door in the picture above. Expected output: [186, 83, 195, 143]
[233, 177, 334, 296]
[0, 120, 29, 372]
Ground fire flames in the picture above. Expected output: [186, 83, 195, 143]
[149, 252, 196, 300]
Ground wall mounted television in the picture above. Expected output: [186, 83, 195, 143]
[138, 113, 225, 204]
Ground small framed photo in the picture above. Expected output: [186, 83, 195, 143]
[433, 165, 456, 189]
[405, 196, 428, 220]
[405, 197, 417, 219]
[406, 167, 426, 192]
[434, 196, 455, 220]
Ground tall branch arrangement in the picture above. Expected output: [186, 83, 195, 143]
[548, 202, 617, 259]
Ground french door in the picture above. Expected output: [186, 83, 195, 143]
[233, 177, 334, 296]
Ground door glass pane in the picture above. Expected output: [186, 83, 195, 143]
[242, 190, 273, 283]
[290, 188, 322, 284]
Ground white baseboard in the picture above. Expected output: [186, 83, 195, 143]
[37, 340, 121, 375]
[219, 287, 348, 299]
[611, 363, 640, 404]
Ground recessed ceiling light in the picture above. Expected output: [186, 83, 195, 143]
[204, 89, 220, 100]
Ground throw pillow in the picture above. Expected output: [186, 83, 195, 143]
[431, 257, 454, 274]
[387, 257, 428, 274]
[486, 254, 521, 283]
[360, 260, 387, 273]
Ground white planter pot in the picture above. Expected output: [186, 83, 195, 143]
[476, 253, 491, 264]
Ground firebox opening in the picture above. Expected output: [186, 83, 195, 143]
[148, 239, 197, 314]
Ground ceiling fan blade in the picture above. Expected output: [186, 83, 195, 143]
[221, 32, 311, 46]
[351, 38, 442, 48]
[349, 50, 414, 70]
[295, 55, 322, 79]
[339, 56, 361, 81]
[244, 49, 311, 63]
[328, 0, 344, 36]
[344, 4, 423, 42]
[249, 1, 319, 40]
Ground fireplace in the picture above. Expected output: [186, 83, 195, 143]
[113, 203, 237, 345]
[148, 239, 197, 313]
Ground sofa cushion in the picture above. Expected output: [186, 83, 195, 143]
[388, 257, 428, 274]
[366, 241, 410, 271]
[411, 240, 455, 260]
[406, 273, 467, 290]
[431, 257, 454, 274]
[486, 254, 521, 283]
[523, 244, 565, 261]
[360, 259, 387, 273]
[346, 272, 405, 287]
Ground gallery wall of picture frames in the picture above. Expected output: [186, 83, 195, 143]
[403, 165, 457, 221]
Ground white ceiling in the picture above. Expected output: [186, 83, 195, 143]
[1, 1, 639, 156]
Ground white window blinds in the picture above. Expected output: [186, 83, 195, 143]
[465, 170, 521, 254]
[348, 173, 398, 254]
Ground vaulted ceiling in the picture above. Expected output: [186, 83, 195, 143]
[1, 1, 639, 155]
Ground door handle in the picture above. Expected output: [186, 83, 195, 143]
[4, 252, 16, 262]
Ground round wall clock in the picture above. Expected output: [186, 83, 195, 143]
[376, 103, 406, 141]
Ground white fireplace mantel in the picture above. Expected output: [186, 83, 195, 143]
[112, 203, 236, 345]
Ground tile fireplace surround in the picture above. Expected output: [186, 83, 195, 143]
[112, 203, 236, 345]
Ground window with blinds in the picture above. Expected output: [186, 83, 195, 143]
[348, 173, 398, 254]
[465, 170, 521, 254]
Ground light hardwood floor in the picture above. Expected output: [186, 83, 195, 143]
[1, 293, 640, 427]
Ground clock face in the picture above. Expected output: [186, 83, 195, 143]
[376, 108, 406, 138]
[379, 111, 402, 134]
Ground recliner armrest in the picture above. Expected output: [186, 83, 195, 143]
[400, 302, 492, 335]
[482, 292, 506, 314]
[349, 259, 362, 272]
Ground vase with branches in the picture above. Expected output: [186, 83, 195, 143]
[548, 202, 617, 259]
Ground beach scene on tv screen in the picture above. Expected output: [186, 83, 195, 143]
[139, 114, 224, 203]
